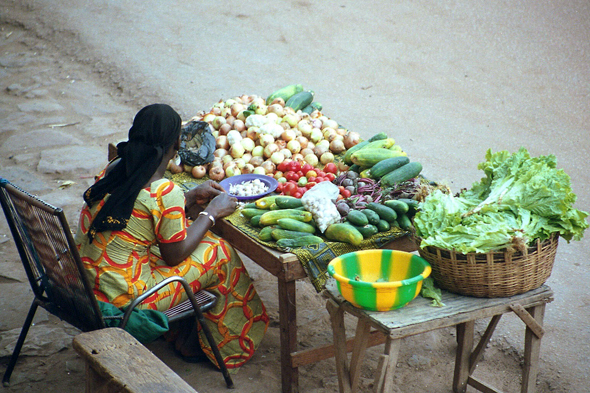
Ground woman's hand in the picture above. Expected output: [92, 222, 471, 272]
[188, 180, 226, 204]
[205, 192, 238, 220]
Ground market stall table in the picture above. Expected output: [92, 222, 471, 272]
[324, 281, 553, 393]
[211, 218, 417, 393]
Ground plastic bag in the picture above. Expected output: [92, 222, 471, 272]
[178, 120, 216, 167]
[301, 182, 342, 233]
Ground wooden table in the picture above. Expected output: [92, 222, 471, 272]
[211, 219, 417, 393]
[324, 282, 554, 393]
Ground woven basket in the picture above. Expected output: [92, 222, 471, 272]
[416, 234, 559, 298]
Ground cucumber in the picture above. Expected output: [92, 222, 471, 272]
[376, 219, 390, 232]
[351, 148, 407, 168]
[366, 202, 397, 223]
[256, 195, 280, 209]
[397, 198, 420, 216]
[266, 84, 304, 105]
[259, 226, 275, 241]
[396, 214, 413, 230]
[277, 218, 316, 234]
[275, 196, 304, 209]
[269, 203, 280, 210]
[276, 236, 323, 248]
[384, 199, 410, 215]
[302, 102, 323, 114]
[343, 133, 389, 165]
[259, 209, 312, 226]
[370, 156, 410, 179]
[348, 164, 362, 173]
[381, 162, 423, 187]
[241, 208, 267, 219]
[346, 210, 369, 226]
[243, 202, 258, 209]
[367, 132, 388, 142]
[350, 224, 379, 239]
[363, 138, 395, 150]
[250, 215, 263, 227]
[361, 209, 380, 225]
[271, 228, 315, 241]
[286, 90, 314, 111]
[325, 223, 363, 246]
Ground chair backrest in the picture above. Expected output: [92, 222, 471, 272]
[0, 178, 105, 332]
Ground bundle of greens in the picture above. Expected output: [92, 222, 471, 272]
[414, 148, 588, 253]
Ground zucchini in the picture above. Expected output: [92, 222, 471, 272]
[276, 236, 323, 248]
[275, 196, 304, 209]
[383, 199, 410, 215]
[250, 215, 263, 227]
[269, 203, 280, 210]
[362, 138, 395, 150]
[266, 84, 304, 105]
[256, 195, 280, 209]
[346, 210, 369, 226]
[277, 218, 316, 234]
[361, 209, 380, 225]
[376, 219, 390, 232]
[243, 202, 258, 209]
[348, 164, 362, 173]
[350, 224, 379, 239]
[397, 198, 420, 216]
[381, 162, 423, 187]
[342, 132, 388, 164]
[359, 168, 372, 179]
[285, 90, 314, 111]
[259, 209, 313, 226]
[369, 156, 410, 179]
[325, 223, 363, 246]
[366, 202, 397, 223]
[259, 226, 275, 241]
[271, 228, 315, 241]
[241, 208, 267, 219]
[396, 214, 413, 230]
[302, 102, 323, 114]
[351, 148, 406, 168]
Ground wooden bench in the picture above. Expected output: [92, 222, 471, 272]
[325, 282, 553, 393]
[73, 328, 198, 393]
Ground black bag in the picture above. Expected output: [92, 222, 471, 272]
[178, 120, 216, 167]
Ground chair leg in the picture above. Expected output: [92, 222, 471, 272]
[194, 310, 235, 389]
[2, 300, 39, 387]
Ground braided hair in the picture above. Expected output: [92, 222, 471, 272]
[83, 104, 181, 241]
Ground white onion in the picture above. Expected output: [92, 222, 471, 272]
[251, 145, 264, 157]
[280, 148, 292, 159]
[263, 143, 279, 158]
[310, 128, 323, 143]
[230, 142, 245, 158]
[287, 139, 301, 154]
[240, 137, 255, 152]
[233, 119, 246, 132]
[304, 154, 319, 166]
[216, 136, 229, 150]
[271, 151, 285, 164]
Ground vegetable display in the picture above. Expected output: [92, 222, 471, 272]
[414, 148, 589, 253]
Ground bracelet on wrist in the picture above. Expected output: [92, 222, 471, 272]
[198, 211, 216, 226]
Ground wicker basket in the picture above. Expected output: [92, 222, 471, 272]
[416, 234, 559, 298]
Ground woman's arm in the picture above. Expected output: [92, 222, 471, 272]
[159, 192, 237, 266]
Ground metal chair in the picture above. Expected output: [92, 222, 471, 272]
[0, 178, 234, 388]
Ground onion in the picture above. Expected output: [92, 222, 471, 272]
[184, 164, 193, 173]
[169, 162, 183, 174]
[209, 167, 225, 181]
[337, 161, 350, 171]
[230, 142, 245, 158]
[343, 131, 361, 149]
[292, 153, 304, 163]
[233, 119, 246, 132]
[242, 164, 255, 174]
[231, 103, 244, 117]
[225, 165, 240, 177]
[255, 105, 267, 115]
[234, 158, 246, 169]
[270, 151, 285, 165]
[267, 104, 285, 117]
[280, 122, 290, 131]
[214, 148, 228, 158]
[314, 144, 329, 158]
[281, 129, 296, 142]
[261, 160, 276, 174]
[212, 116, 226, 130]
[218, 123, 232, 136]
[317, 139, 330, 150]
[202, 113, 216, 123]
[323, 127, 338, 142]
[310, 128, 323, 144]
[240, 137, 255, 152]
[210, 159, 223, 169]
[191, 165, 207, 179]
[242, 153, 252, 163]
[297, 120, 313, 138]
[250, 156, 264, 167]
[225, 116, 235, 127]
[337, 128, 347, 136]
[275, 139, 287, 149]
[282, 113, 300, 128]
[212, 130, 219, 138]
[222, 155, 234, 166]
[259, 134, 275, 147]
[320, 152, 335, 164]
[304, 154, 319, 167]
[280, 148, 292, 159]
[274, 171, 284, 180]
[246, 126, 260, 140]
[264, 143, 279, 158]
[287, 139, 301, 154]
[322, 118, 339, 130]
[330, 139, 346, 154]
[251, 145, 264, 157]
[300, 148, 314, 157]
[216, 136, 229, 150]
[253, 166, 266, 175]
[296, 136, 309, 149]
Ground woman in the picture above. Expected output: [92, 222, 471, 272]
[74, 103, 268, 369]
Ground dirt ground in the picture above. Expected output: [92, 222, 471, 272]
[1, 1, 589, 392]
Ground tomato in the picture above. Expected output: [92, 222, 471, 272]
[305, 182, 317, 189]
[338, 186, 345, 193]
[324, 163, 338, 174]
[284, 182, 298, 196]
[287, 161, 301, 172]
[326, 173, 336, 181]
[298, 187, 307, 195]
[317, 171, 326, 178]
[297, 177, 308, 187]
[276, 183, 284, 192]
[341, 189, 351, 198]
[284, 171, 296, 182]
[306, 170, 317, 179]
[293, 192, 302, 199]
[307, 176, 317, 183]
[315, 177, 325, 183]
[337, 194, 344, 200]
[296, 170, 304, 178]
[301, 163, 313, 174]
[277, 161, 288, 172]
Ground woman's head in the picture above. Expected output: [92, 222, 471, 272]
[128, 103, 181, 150]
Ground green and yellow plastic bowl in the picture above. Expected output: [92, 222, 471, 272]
[327, 249, 432, 311]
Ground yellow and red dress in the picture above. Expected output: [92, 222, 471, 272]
[74, 177, 268, 369]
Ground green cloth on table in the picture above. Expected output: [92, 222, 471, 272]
[98, 301, 169, 344]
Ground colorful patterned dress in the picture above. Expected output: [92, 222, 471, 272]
[74, 176, 269, 369]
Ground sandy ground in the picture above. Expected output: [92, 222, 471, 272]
[1, 1, 589, 392]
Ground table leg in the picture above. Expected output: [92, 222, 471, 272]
[279, 278, 298, 393]
[374, 337, 400, 393]
[327, 299, 353, 393]
[349, 318, 371, 393]
[521, 304, 545, 393]
[453, 321, 475, 393]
